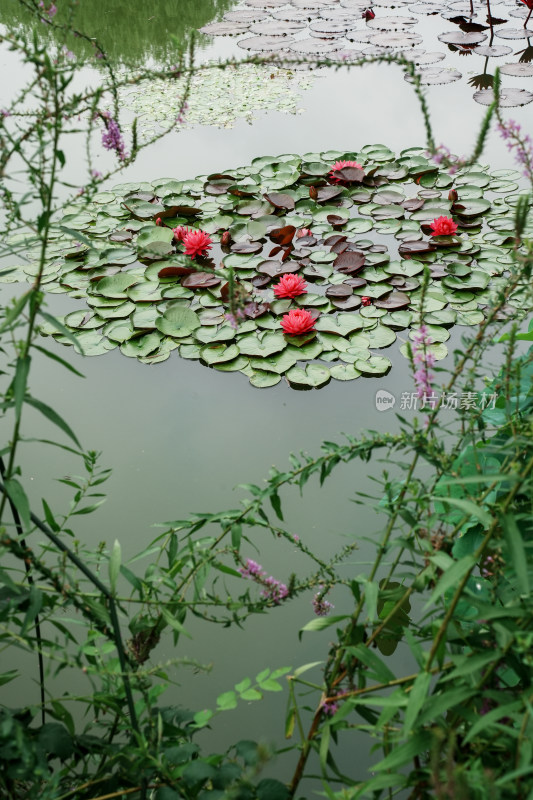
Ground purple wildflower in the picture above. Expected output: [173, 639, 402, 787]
[312, 586, 334, 617]
[498, 120, 533, 183]
[176, 100, 189, 125]
[426, 144, 466, 175]
[91, 170, 102, 179]
[101, 112, 128, 162]
[39, 2, 57, 18]
[321, 689, 343, 716]
[0, 109, 10, 118]
[239, 558, 288, 605]
[412, 325, 437, 407]
[224, 308, 245, 330]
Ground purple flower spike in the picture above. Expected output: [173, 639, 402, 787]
[101, 113, 128, 162]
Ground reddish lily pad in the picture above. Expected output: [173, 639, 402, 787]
[264, 192, 296, 211]
[333, 250, 366, 274]
[398, 240, 437, 257]
[374, 291, 411, 310]
[270, 225, 296, 245]
[182, 272, 222, 289]
[231, 241, 264, 254]
[158, 265, 196, 278]
[314, 185, 344, 203]
[326, 284, 353, 299]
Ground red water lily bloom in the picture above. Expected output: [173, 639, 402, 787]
[182, 229, 212, 259]
[361, 296, 372, 306]
[281, 308, 317, 336]
[172, 225, 190, 242]
[329, 159, 363, 182]
[273, 274, 308, 299]
[430, 216, 458, 236]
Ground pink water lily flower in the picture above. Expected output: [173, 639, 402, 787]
[281, 308, 317, 336]
[172, 225, 190, 242]
[182, 229, 212, 259]
[273, 274, 308, 299]
[430, 216, 458, 236]
[329, 159, 363, 182]
[296, 228, 313, 239]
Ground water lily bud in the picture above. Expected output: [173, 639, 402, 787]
[363, 8, 375, 20]
[221, 230, 231, 247]
[155, 217, 162, 226]
[448, 189, 458, 202]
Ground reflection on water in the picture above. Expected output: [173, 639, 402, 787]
[0, 0, 234, 63]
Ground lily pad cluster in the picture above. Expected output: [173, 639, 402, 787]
[9, 146, 532, 389]
[200, 0, 533, 106]
[118, 64, 313, 141]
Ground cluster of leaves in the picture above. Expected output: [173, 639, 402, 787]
[7, 148, 532, 387]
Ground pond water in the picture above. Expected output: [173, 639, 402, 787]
[1, 0, 532, 791]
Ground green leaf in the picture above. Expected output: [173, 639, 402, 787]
[33, 345, 85, 378]
[0, 292, 30, 334]
[319, 722, 330, 774]
[38, 309, 85, 351]
[240, 688, 262, 701]
[373, 732, 428, 771]
[431, 495, 492, 527]
[403, 671, 431, 735]
[425, 555, 476, 608]
[4, 478, 31, 531]
[502, 513, 529, 595]
[13, 355, 30, 421]
[192, 709, 214, 729]
[299, 615, 350, 640]
[256, 778, 289, 800]
[119, 564, 143, 593]
[347, 645, 396, 684]
[109, 539, 121, 594]
[157, 306, 200, 337]
[270, 491, 283, 521]
[25, 396, 81, 448]
[38, 722, 74, 759]
[160, 606, 191, 639]
[463, 701, 522, 744]
[21, 585, 43, 636]
[217, 690, 238, 710]
[231, 523, 242, 551]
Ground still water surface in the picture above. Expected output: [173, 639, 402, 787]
[1, 0, 532, 788]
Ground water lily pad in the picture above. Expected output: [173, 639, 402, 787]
[355, 356, 392, 375]
[249, 370, 282, 388]
[315, 314, 365, 336]
[330, 363, 362, 380]
[95, 273, 139, 298]
[238, 331, 287, 357]
[285, 364, 330, 388]
[120, 332, 162, 358]
[201, 344, 241, 365]
[156, 307, 200, 337]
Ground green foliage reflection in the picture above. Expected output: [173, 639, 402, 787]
[0, 0, 234, 64]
